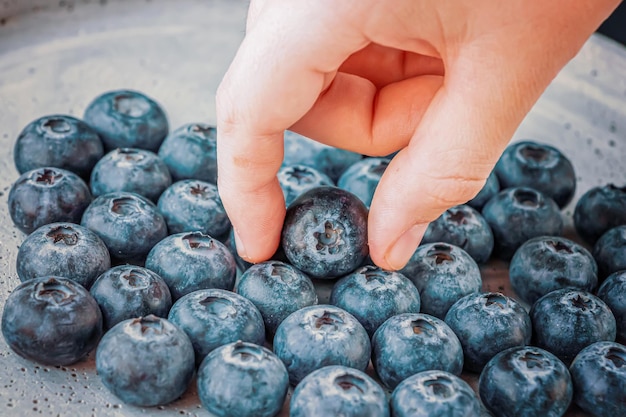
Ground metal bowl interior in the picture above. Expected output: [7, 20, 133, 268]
[0, 1, 625, 416]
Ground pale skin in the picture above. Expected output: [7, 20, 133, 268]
[216, 0, 621, 270]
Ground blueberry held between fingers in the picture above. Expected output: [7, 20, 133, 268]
[509, 236, 598, 305]
[235, 260, 318, 336]
[574, 183, 626, 245]
[444, 292, 532, 373]
[372, 313, 464, 390]
[400, 242, 482, 319]
[80, 191, 167, 261]
[2, 276, 103, 366]
[482, 187, 563, 260]
[168, 288, 265, 365]
[479, 346, 573, 417]
[530, 288, 616, 365]
[494, 140, 576, 208]
[9, 167, 92, 234]
[146, 231, 236, 300]
[278, 164, 334, 207]
[391, 370, 481, 417]
[13, 114, 103, 178]
[95, 315, 195, 407]
[273, 304, 371, 385]
[592, 225, 626, 280]
[421, 204, 494, 264]
[89, 265, 172, 330]
[158, 123, 218, 183]
[290, 365, 390, 417]
[16, 222, 111, 289]
[569, 341, 626, 417]
[337, 157, 390, 208]
[197, 341, 289, 417]
[281, 186, 369, 279]
[329, 265, 421, 337]
[83, 89, 169, 151]
[157, 179, 230, 237]
[90, 148, 172, 202]
[596, 271, 626, 343]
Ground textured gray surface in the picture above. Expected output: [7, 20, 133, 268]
[0, 1, 625, 416]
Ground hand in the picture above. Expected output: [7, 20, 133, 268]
[216, 0, 620, 270]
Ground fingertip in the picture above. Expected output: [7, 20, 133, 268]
[369, 222, 428, 271]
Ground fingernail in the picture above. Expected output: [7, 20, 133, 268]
[233, 229, 249, 261]
[384, 224, 428, 270]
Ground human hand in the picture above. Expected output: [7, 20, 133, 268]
[216, 0, 620, 270]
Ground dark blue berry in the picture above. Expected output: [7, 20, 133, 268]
[197, 341, 289, 417]
[9, 167, 92, 234]
[158, 123, 218, 183]
[16, 222, 111, 289]
[278, 164, 334, 207]
[235, 260, 318, 336]
[574, 184, 626, 245]
[466, 170, 499, 211]
[593, 225, 626, 280]
[494, 140, 576, 208]
[13, 114, 103, 178]
[596, 271, 626, 343]
[89, 265, 172, 330]
[337, 157, 390, 207]
[89, 148, 171, 202]
[281, 186, 369, 279]
[146, 232, 236, 300]
[95, 315, 195, 407]
[329, 265, 421, 337]
[2, 276, 102, 366]
[83, 89, 169, 152]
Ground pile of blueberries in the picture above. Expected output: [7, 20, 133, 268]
[2, 89, 625, 417]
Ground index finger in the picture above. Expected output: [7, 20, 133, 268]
[216, 5, 368, 262]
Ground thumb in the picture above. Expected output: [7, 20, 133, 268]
[367, 45, 562, 270]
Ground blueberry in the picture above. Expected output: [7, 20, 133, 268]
[283, 130, 363, 182]
[1, 276, 102, 366]
[278, 164, 334, 207]
[372, 313, 464, 390]
[390, 370, 481, 417]
[337, 157, 390, 208]
[509, 236, 598, 305]
[574, 184, 626, 245]
[481, 187, 563, 260]
[235, 260, 318, 336]
[90, 148, 172, 202]
[197, 341, 289, 417]
[467, 170, 499, 211]
[13, 114, 103, 178]
[89, 265, 172, 330]
[530, 288, 616, 365]
[281, 186, 368, 279]
[95, 315, 195, 407]
[168, 289, 265, 365]
[83, 89, 169, 151]
[444, 292, 532, 373]
[399, 243, 482, 319]
[273, 304, 371, 385]
[158, 123, 218, 183]
[479, 346, 573, 417]
[157, 179, 230, 238]
[494, 140, 576, 208]
[596, 271, 626, 343]
[569, 341, 626, 417]
[8, 167, 92, 234]
[421, 204, 494, 264]
[290, 365, 389, 417]
[145, 232, 236, 300]
[16, 222, 111, 289]
[80, 191, 167, 261]
[329, 265, 421, 337]
[593, 225, 626, 280]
